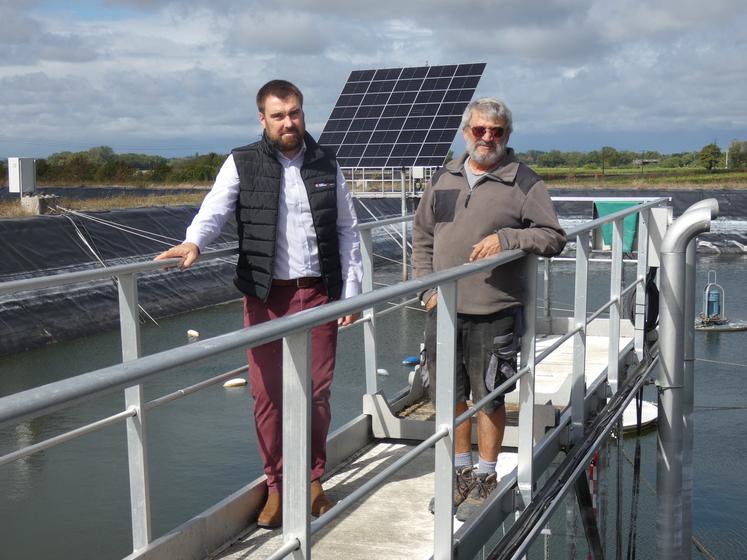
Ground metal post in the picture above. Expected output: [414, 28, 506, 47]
[543, 258, 551, 320]
[657, 202, 716, 560]
[283, 331, 312, 559]
[575, 471, 606, 560]
[597, 443, 610, 554]
[401, 168, 408, 282]
[607, 219, 623, 394]
[118, 273, 152, 550]
[571, 231, 590, 444]
[634, 209, 650, 360]
[359, 228, 378, 395]
[682, 199, 717, 556]
[682, 238, 696, 555]
[517, 256, 537, 507]
[434, 281, 457, 560]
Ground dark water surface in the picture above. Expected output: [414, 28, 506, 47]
[1, 256, 746, 559]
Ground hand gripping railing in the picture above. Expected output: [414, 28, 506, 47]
[0, 197, 669, 560]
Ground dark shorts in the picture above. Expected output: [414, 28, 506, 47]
[424, 307, 521, 415]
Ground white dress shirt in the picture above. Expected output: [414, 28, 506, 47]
[185, 143, 362, 299]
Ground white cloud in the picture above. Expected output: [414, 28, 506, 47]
[0, 0, 745, 157]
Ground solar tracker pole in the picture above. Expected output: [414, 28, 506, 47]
[401, 168, 408, 281]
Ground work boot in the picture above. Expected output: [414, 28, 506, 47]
[455, 472, 498, 521]
[256, 492, 282, 529]
[428, 466, 476, 514]
[311, 479, 334, 516]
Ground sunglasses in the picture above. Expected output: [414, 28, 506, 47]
[470, 126, 505, 139]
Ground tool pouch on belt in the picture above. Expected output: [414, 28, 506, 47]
[485, 331, 520, 394]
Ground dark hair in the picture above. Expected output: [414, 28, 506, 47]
[256, 80, 304, 112]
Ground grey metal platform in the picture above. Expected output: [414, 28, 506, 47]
[211, 331, 629, 560]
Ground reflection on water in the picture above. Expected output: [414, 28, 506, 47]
[1, 256, 747, 559]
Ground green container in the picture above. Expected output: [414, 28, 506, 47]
[593, 201, 639, 252]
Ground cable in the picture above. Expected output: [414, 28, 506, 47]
[57, 209, 160, 326]
[626, 388, 643, 560]
[54, 205, 237, 266]
[694, 357, 747, 369]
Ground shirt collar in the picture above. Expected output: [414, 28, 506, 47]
[276, 140, 307, 165]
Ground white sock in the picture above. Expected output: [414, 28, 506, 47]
[455, 452, 473, 469]
[477, 457, 497, 475]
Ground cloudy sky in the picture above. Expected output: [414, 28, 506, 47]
[2, 0, 746, 159]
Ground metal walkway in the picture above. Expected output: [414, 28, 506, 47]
[213, 332, 629, 560]
[0, 196, 718, 560]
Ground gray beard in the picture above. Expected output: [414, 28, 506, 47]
[468, 140, 505, 168]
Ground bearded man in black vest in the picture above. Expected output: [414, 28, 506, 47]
[157, 80, 362, 529]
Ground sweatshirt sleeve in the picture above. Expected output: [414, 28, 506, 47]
[412, 181, 438, 304]
[497, 179, 566, 257]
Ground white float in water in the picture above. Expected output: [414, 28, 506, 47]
[376, 368, 390, 376]
[223, 378, 247, 388]
[187, 329, 200, 342]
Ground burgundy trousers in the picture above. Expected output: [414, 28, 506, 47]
[243, 281, 338, 494]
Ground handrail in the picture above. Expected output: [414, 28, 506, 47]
[0, 247, 527, 429]
[0, 195, 672, 560]
[0, 247, 237, 295]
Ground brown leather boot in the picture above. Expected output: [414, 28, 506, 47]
[257, 492, 282, 529]
[311, 479, 334, 517]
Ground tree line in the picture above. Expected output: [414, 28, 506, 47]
[516, 141, 747, 171]
[2, 140, 746, 188]
[0, 146, 225, 187]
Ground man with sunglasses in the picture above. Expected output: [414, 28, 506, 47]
[413, 97, 565, 521]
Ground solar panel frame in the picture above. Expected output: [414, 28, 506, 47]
[320, 63, 485, 168]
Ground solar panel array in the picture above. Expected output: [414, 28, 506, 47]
[319, 63, 485, 168]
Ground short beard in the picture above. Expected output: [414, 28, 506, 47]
[272, 133, 302, 153]
[467, 139, 505, 168]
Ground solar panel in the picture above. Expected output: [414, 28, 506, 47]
[319, 63, 486, 168]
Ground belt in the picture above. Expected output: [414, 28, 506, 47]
[271, 276, 322, 288]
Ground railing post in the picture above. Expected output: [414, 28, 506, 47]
[634, 209, 650, 360]
[359, 228, 378, 395]
[283, 330, 312, 559]
[607, 218, 623, 394]
[571, 231, 590, 444]
[433, 281, 457, 560]
[517, 256, 538, 508]
[543, 257, 551, 320]
[608, 218, 625, 556]
[400, 169, 408, 282]
[118, 272, 152, 550]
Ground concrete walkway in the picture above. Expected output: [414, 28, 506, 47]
[213, 441, 518, 560]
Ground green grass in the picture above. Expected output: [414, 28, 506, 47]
[537, 167, 747, 188]
[2, 168, 746, 218]
[0, 191, 208, 218]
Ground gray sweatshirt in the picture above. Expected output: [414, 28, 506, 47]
[412, 149, 566, 315]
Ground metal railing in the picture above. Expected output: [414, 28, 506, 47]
[0, 197, 673, 559]
[341, 166, 438, 197]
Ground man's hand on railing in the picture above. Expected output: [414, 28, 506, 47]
[338, 312, 361, 327]
[469, 233, 502, 262]
[155, 242, 200, 270]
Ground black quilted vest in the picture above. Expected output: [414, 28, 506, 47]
[231, 132, 342, 302]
